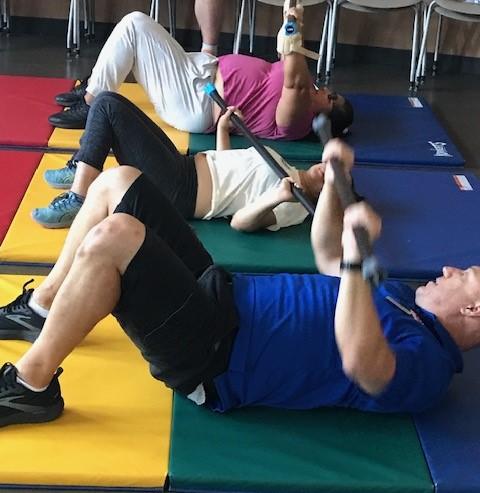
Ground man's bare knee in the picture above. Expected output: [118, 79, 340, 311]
[76, 214, 145, 274]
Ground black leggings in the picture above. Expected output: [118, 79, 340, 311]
[74, 91, 197, 218]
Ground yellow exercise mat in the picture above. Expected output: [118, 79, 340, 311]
[0, 275, 172, 488]
[0, 153, 116, 266]
[48, 82, 189, 154]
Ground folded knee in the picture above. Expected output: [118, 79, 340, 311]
[76, 214, 144, 262]
[120, 11, 150, 29]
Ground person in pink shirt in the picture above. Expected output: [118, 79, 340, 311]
[49, 9, 353, 141]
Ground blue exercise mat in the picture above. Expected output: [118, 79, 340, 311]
[345, 94, 465, 167]
[413, 347, 480, 493]
[353, 167, 480, 280]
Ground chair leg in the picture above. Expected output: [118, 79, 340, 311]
[66, 0, 75, 55]
[168, 0, 176, 38]
[248, 0, 256, 54]
[409, 4, 420, 92]
[325, 0, 339, 85]
[1, 0, 10, 33]
[432, 15, 442, 76]
[150, 0, 159, 22]
[316, 2, 331, 84]
[415, 1, 435, 91]
[233, 0, 247, 54]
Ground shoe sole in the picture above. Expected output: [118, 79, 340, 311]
[43, 180, 72, 190]
[48, 120, 87, 130]
[30, 211, 73, 229]
[0, 329, 40, 343]
[0, 398, 64, 427]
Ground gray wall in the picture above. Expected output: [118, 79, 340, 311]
[9, 0, 480, 57]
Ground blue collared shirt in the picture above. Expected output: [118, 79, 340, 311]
[211, 273, 463, 413]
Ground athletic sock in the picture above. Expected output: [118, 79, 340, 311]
[27, 297, 49, 318]
[201, 42, 218, 55]
[16, 375, 48, 392]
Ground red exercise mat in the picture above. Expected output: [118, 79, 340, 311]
[0, 75, 74, 147]
[0, 150, 42, 243]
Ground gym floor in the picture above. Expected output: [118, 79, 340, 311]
[0, 27, 479, 171]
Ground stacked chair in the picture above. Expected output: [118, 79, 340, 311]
[66, 0, 176, 56]
[415, 0, 480, 89]
[233, 0, 332, 81]
[325, 0, 424, 88]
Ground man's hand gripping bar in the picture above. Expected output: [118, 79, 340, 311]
[329, 160, 384, 287]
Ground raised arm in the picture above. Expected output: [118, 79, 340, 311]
[335, 202, 395, 395]
[275, 3, 313, 128]
[310, 139, 355, 276]
[275, 52, 313, 128]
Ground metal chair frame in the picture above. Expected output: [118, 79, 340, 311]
[415, 0, 480, 89]
[327, 0, 423, 89]
[66, 0, 176, 56]
[233, 0, 333, 83]
[0, 0, 11, 33]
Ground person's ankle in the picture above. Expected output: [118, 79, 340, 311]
[201, 42, 218, 56]
[84, 92, 95, 106]
[15, 362, 53, 390]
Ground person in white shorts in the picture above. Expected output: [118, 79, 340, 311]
[48, 6, 353, 141]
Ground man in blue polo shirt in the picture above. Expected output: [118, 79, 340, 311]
[0, 140, 477, 427]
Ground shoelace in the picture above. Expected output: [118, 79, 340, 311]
[0, 363, 18, 392]
[66, 101, 89, 115]
[2, 279, 34, 314]
[66, 159, 78, 172]
[50, 193, 79, 211]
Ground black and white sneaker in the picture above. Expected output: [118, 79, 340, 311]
[0, 280, 45, 342]
[0, 363, 64, 427]
[55, 78, 88, 107]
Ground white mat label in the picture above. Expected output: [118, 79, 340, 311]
[408, 97, 423, 108]
[453, 175, 473, 191]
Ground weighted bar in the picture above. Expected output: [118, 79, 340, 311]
[311, 115, 385, 287]
[204, 83, 316, 216]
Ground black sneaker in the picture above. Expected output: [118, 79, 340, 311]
[0, 363, 64, 427]
[48, 100, 90, 129]
[55, 78, 88, 107]
[0, 280, 45, 342]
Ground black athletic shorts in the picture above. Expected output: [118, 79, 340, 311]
[111, 174, 238, 397]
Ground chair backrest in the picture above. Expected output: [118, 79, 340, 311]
[257, 0, 327, 6]
[436, 0, 480, 14]
[341, 0, 422, 8]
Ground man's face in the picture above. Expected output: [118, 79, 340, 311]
[415, 266, 480, 317]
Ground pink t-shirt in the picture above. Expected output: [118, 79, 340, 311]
[218, 54, 314, 140]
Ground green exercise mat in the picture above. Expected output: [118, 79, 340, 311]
[188, 133, 323, 164]
[191, 219, 316, 273]
[169, 395, 433, 493]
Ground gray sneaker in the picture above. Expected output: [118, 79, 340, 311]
[44, 159, 77, 189]
[31, 192, 84, 229]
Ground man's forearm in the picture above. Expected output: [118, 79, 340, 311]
[311, 182, 343, 274]
[335, 271, 395, 395]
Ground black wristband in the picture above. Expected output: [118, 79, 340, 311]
[340, 260, 363, 272]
